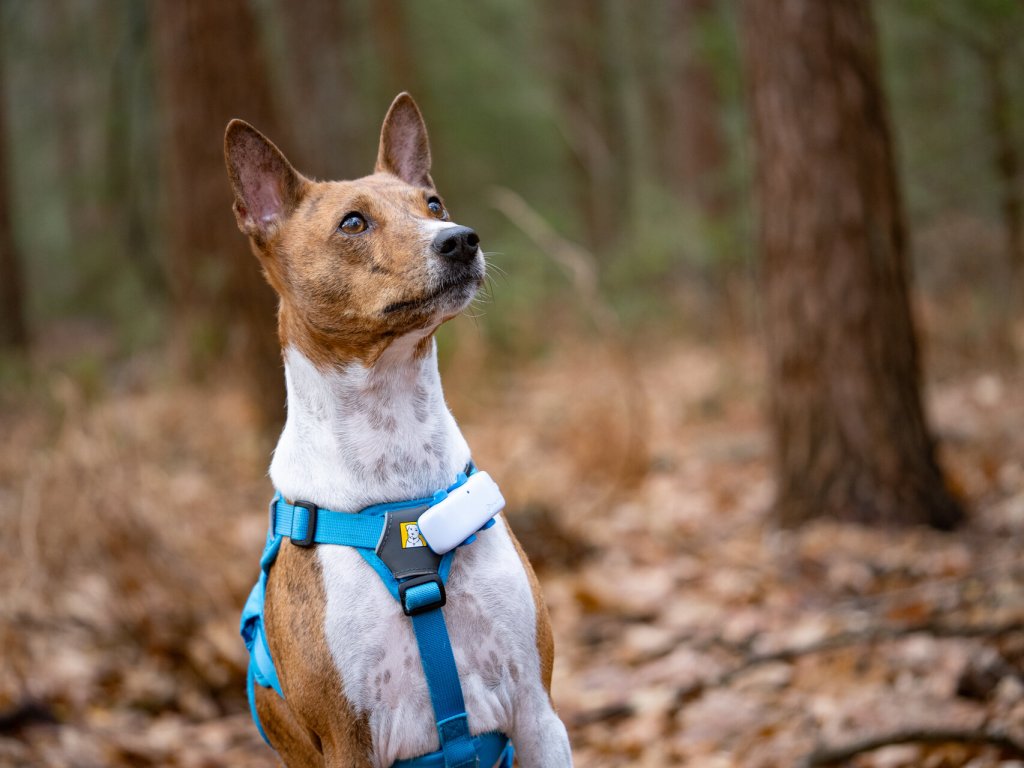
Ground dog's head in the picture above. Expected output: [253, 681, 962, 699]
[224, 93, 483, 365]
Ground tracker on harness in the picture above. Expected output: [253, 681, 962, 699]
[240, 465, 513, 768]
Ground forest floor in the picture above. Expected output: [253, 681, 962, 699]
[1, 330, 1023, 767]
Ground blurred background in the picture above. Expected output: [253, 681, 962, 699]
[1, 1, 1023, 766]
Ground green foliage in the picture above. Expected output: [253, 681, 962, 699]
[880, 1, 1023, 214]
[878, 0, 1024, 304]
[3, 0, 162, 339]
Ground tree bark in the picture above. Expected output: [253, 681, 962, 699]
[152, 0, 284, 425]
[277, 0, 367, 181]
[0, 30, 28, 351]
[662, 0, 730, 217]
[743, 0, 963, 529]
[373, 0, 419, 99]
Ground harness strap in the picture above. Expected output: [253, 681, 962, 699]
[405, 581, 476, 767]
[273, 497, 384, 548]
[243, 465, 512, 767]
[393, 732, 512, 768]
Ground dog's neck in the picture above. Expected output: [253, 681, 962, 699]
[269, 330, 471, 512]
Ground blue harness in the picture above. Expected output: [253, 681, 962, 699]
[240, 466, 514, 768]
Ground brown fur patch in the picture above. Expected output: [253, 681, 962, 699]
[260, 543, 373, 766]
[505, 519, 555, 694]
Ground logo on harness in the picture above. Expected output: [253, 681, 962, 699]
[401, 521, 427, 549]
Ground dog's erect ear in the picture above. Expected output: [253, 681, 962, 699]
[375, 93, 433, 188]
[224, 120, 307, 242]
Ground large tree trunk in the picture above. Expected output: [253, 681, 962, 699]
[373, 0, 419, 99]
[0, 30, 28, 352]
[152, 0, 284, 425]
[277, 0, 367, 181]
[743, 0, 964, 529]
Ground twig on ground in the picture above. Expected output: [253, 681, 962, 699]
[569, 701, 635, 729]
[800, 727, 1024, 766]
[0, 700, 58, 733]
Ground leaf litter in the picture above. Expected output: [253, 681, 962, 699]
[1, 338, 1022, 767]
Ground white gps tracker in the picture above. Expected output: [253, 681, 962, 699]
[418, 471, 506, 555]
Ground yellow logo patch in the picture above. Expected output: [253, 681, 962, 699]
[400, 521, 427, 549]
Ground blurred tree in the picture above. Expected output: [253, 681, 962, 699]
[0, 32, 27, 351]
[152, 0, 284, 424]
[743, 0, 963, 529]
[918, 1, 1024, 300]
[547, 0, 630, 263]
[277, 0, 367, 181]
[982, 47, 1023, 297]
[660, 0, 730, 218]
[106, 1, 164, 301]
[373, 0, 419, 98]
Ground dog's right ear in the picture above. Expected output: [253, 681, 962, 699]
[224, 120, 307, 243]
[375, 93, 433, 188]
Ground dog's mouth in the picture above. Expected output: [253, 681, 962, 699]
[382, 267, 482, 316]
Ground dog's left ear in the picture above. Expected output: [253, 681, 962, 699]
[224, 119, 307, 244]
[375, 92, 433, 188]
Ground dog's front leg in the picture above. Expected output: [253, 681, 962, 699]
[509, 691, 573, 767]
[321, 742, 374, 768]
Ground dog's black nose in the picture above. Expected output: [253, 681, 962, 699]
[432, 226, 480, 264]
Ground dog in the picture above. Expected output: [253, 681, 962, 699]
[224, 93, 573, 767]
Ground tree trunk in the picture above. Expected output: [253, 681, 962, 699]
[373, 0, 419, 99]
[663, 0, 730, 218]
[152, 0, 284, 425]
[743, 0, 964, 529]
[0, 30, 28, 352]
[277, 0, 368, 181]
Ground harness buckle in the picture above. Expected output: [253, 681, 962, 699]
[291, 501, 318, 547]
[399, 574, 447, 616]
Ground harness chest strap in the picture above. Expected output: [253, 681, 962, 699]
[240, 467, 512, 768]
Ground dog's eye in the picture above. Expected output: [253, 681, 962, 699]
[427, 197, 448, 220]
[339, 212, 367, 234]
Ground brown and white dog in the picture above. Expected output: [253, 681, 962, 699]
[224, 94, 573, 767]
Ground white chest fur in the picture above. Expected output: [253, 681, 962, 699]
[269, 341, 569, 767]
[271, 336, 470, 513]
[319, 516, 539, 765]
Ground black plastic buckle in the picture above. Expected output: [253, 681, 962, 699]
[398, 574, 447, 616]
[291, 501, 318, 547]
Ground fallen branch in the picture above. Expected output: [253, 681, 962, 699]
[569, 701, 634, 729]
[801, 727, 1024, 767]
[0, 699, 57, 733]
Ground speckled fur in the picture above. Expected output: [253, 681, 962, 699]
[224, 94, 571, 767]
